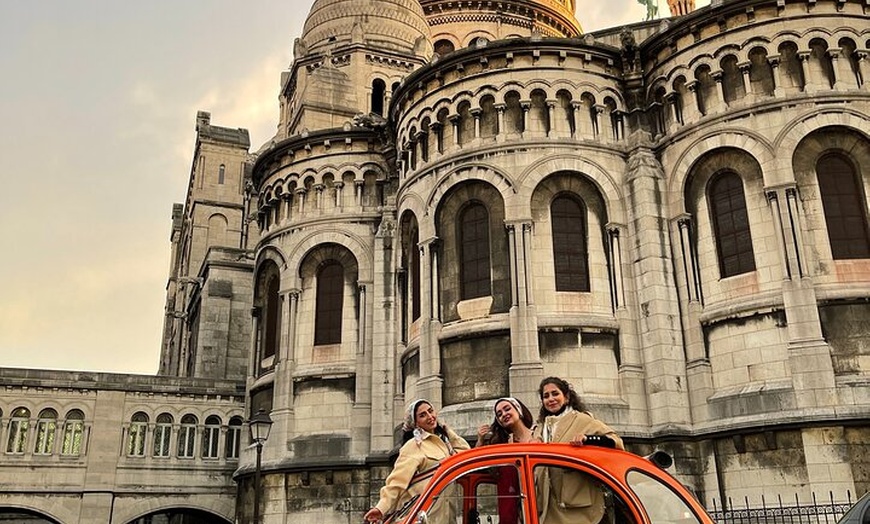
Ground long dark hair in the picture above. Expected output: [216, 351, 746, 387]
[537, 376, 587, 421]
[480, 398, 535, 445]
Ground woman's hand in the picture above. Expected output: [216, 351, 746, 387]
[476, 424, 492, 445]
[569, 435, 587, 446]
[364, 507, 384, 522]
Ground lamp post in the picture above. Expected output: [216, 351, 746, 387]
[248, 409, 273, 524]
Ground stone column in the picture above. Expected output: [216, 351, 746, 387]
[856, 51, 870, 89]
[295, 188, 306, 216]
[313, 183, 324, 212]
[828, 47, 847, 90]
[665, 92, 681, 130]
[354, 179, 364, 208]
[676, 216, 702, 303]
[685, 80, 701, 119]
[607, 225, 627, 310]
[417, 237, 443, 407]
[573, 100, 592, 139]
[471, 108, 482, 140]
[369, 214, 397, 452]
[520, 101, 531, 136]
[449, 114, 461, 147]
[769, 54, 785, 97]
[494, 103, 506, 142]
[506, 221, 543, 400]
[429, 121, 443, 156]
[546, 99, 559, 137]
[798, 51, 815, 93]
[739, 61, 752, 97]
[712, 70, 727, 110]
[334, 181, 344, 210]
[625, 144, 691, 429]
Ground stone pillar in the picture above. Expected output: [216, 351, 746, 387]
[856, 51, 870, 89]
[828, 48, 847, 90]
[249, 307, 261, 377]
[520, 101, 531, 136]
[471, 108, 482, 140]
[449, 115, 461, 147]
[313, 183, 324, 211]
[607, 225, 627, 310]
[798, 51, 815, 93]
[573, 100, 592, 139]
[417, 237, 443, 407]
[506, 221, 543, 400]
[712, 70, 727, 110]
[429, 121, 443, 156]
[685, 80, 701, 119]
[295, 188, 306, 216]
[80, 390, 125, 524]
[665, 92, 681, 130]
[625, 144, 691, 429]
[546, 100, 559, 137]
[334, 181, 344, 210]
[494, 103, 506, 142]
[769, 54, 785, 97]
[739, 61, 752, 97]
[354, 179, 364, 208]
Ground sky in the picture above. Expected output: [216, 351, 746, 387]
[0, 0, 709, 375]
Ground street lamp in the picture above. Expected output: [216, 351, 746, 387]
[248, 409, 273, 524]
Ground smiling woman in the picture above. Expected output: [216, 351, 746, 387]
[365, 399, 470, 523]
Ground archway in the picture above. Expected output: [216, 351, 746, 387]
[126, 508, 231, 524]
[0, 507, 61, 523]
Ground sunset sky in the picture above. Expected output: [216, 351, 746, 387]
[0, 0, 708, 374]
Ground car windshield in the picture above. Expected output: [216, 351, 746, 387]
[626, 469, 703, 524]
[837, 492, 870, 524]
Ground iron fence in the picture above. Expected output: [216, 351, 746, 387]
[709, 491, 857, 524]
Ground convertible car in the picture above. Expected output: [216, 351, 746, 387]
[384, 442, 715, 524]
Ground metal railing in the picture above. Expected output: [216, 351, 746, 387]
[709, 491, 857, 524]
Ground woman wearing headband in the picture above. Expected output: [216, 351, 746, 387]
[364, 399, 470, 523]
[476, 397, 538, 524]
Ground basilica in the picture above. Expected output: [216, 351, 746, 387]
[1, 0, 869, 522]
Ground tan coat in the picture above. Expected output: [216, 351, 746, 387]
[532, 410, 624, 524]
[374, 426, 470, 516]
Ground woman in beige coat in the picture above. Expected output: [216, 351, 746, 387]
[364, 399, 470, 522]
[533, 377, 624, 524]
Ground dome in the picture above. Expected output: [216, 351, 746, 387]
[300, 0, 432, 57]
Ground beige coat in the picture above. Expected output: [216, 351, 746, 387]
[532, 410, 624, 524]
[374, 426, 470, 516]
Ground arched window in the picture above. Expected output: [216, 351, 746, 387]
[62, 409, 85, 456]
[127, 412, 148, 457]
[263, 274, 280, 360]
[153, 413, 173, 458]
[817, 154, 870, 259]
[460, 203, 491, 299]
[709, 172, 756, 277]
[411, 227, 421, 321]
[33, 408, 58, 455]
[434, 39, 455, 56]
[226, 416, 243, 459]
[202, 415, 222, 459]
[551, 195, 590, 291]
[315, 262, 344, 345]
[177, 414, 198, 458]
[218, 164, 226, 185]
[6, 407, 30, 454]
[371, 78, 387, 116]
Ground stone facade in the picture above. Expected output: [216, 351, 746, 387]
[2, 0, 869, 522]
[240, 0, 870, 520]
[0, 369, 243, 523]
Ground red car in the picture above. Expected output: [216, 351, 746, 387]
[385, 442, 714, 524]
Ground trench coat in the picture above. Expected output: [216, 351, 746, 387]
[532, 410, 624, 524]
[374, 426, 470, 517]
